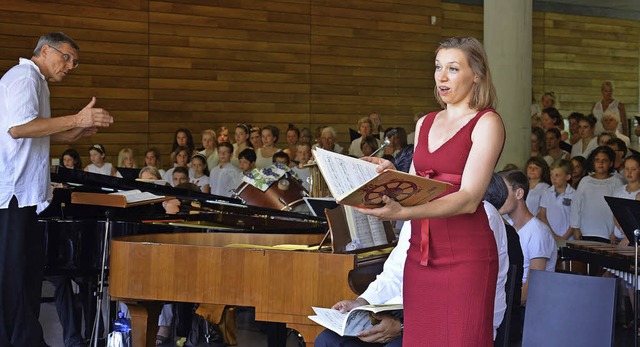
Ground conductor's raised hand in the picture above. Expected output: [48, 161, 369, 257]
[360, 156, 396, 173]
[356, 195, 404, 221]
[74, 97, 113, 128]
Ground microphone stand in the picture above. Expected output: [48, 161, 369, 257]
[370, 138, 391, 157]
[90, 211, 112, 347]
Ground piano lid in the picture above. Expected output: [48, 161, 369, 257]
[49, 165, 326, 226]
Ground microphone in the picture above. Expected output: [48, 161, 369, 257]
[369, 128, 397, 157]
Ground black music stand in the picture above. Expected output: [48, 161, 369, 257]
[605, 196, 640, 347]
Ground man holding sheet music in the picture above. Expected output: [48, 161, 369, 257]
[314, 173, 512, 346]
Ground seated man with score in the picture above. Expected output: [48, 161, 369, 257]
[315, 173, 513, 346]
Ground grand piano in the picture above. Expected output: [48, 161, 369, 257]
[42, 166, 392, 346]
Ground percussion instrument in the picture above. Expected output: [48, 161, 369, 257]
[233, 175, 308, 211]
[305, 161, 331, 198]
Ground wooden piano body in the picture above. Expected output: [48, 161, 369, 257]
[43, 166, 390, 346]
[109, 232, 387, 347]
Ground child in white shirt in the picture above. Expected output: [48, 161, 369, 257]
[291, 142, 311, 191]
[525, 156, 551, 217]
[210, 142, 243, 197]
[190, 153, 210, 194]
[538, 159, 575, 240]
[569, 146, 624, 243]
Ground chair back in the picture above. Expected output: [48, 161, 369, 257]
[522, 270, 617, 347]
[494, 264, 518, 347]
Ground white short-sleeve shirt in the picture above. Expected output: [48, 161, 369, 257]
[0, 58, 51, 208]
[539, 185, 575, 238]
[518, 217, 558, 284]
[526, 182, 550, 217]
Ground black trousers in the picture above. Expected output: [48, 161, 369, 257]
[0, 196, 46, 347]
[46, 276, 85, 347]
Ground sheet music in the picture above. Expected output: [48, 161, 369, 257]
[368, 215, 387, 246]
[344, 206, 374, 248]
[110, 189, 164, 203]
[313, 147, 379, 199]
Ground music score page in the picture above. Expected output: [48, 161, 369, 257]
[312, 147, 378, 199]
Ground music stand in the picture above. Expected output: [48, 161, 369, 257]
[605, 196, 640, 347]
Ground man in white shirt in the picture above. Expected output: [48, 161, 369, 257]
[314, 173, 511, 346]
[0, 32, 112, 347]
[499, 170, 557, 306]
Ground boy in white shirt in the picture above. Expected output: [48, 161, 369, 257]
[237, 148, 256, 175]
[538, 160, 575, 240]
[499, 170, 557, 305]
[291, 142, 312, 191]
[210, 142, 243, 197]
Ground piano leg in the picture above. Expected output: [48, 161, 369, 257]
[126, 301, 162, 347]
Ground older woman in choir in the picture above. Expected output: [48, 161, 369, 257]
[349, 117, 374, 158]
[317, 127, 344, 154]
[592, 81, 627, 135]
[601, 111, 630, 147]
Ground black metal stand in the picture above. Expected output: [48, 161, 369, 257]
[90, 216, 111, 347]
[635, 229, 639, 347]
[606, 197, 640, 347]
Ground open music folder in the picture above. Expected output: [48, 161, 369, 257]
[312, 147, 451, 208]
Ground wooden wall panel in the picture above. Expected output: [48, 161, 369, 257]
[148, 0, 313, 160]
[442, 3, 639, 136]
[309, 0, 440, 142]
[1, 1, 637, 169]
[441, 2, 483, 40]
[535, 13, 639, 120]
[0, 0, 149, 167]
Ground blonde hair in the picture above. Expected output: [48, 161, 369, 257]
[434, 36, 496, 110]
[357, 116, 373, 130]
[117, 148, 135, 168]
[601, 81, 614, 91]
[138, 166, 161, 179]
[602, 111, 620, 123]
[201, 129, 218, 149]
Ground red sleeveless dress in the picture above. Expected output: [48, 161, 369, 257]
[403, 109, 499, 346]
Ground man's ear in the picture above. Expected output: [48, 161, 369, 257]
[515, 187, 525, 200]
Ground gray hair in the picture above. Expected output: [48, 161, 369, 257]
[33, 32, 79, 56]
[321, 126, 337, 138]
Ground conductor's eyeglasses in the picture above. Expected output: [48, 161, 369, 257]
[50, 46, 79, 69]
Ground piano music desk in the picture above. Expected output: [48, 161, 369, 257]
[110, 232, 385, 347]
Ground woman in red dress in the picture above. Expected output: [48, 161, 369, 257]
[360, 37, 504, 346]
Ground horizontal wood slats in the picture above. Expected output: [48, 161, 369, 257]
[0, 1, 637, 169]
